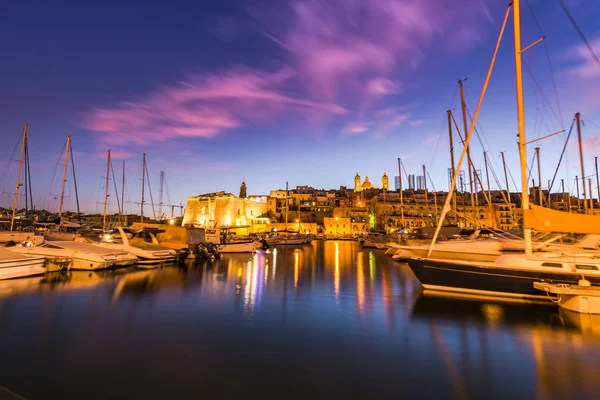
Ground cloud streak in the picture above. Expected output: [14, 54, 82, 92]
[85, 0, 491, 146]
[85, 66, 347, 146]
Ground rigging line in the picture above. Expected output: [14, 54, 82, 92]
[0, 134, 23, 192]
[424, 114, 445, 167]
[526, 152, 537, 187]
[69, 141, 80, 216]
[426, 172, 437, 192]
[523, 61, 562, 129]
[505, 161, 522, 204]
[526, 0, 565, 130]
[144, 161, 157, 220]
[558, 0, 600, 72]
[110, 158, 122, 216]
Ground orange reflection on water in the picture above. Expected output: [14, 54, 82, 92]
[356, 254, 365, 314]
[294, 250, 299, 289]
[334, 241, 340, 301]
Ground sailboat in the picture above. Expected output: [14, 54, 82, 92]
[0, 124, 43, 245]
[405, 0, 600, 301]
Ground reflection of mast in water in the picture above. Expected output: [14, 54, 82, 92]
[334, 242, 340, 303]
[243, 253, 265, 315]
[381, 266, 396, 329]
[527, 327, 600, 399]
[430, 321, 468, 400]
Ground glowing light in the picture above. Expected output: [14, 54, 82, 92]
[169, 219, 175, 225]
[103, 234, 111, 241]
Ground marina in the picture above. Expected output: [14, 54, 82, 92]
[2, 0, 600, 398]
[2, 242, 600, 399]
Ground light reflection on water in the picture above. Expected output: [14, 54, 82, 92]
[0, 241, 599, 399]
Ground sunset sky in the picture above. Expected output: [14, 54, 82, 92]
[1, 0, 600, 216]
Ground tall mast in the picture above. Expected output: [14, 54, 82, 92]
[58, 135, 71, 222]
[141, 153, 146, 223]
[398, 158, 405, 227]
[575, 112, 587, 213]
[596, 156, 600, 210]
[483, 151, 493, 226]
[69, 139, 80, 217]
[589, 178, 593, 211]
[285, 181, 289, 232]
[423, 164, 428, 208]
[576, 176, 581, 211]
[447, 111, 458, 222]
[513, 0, 532, 254]
[535, 147, 543, 206]
[10, 124, 28, 231]
[103, 149, 111, 231]
[159, 170, 164, 221]
[24, 136, 29, 213]
[121, 160, 125, 226]
[483, 152, 491, 203]
[459, 79, 476, 227]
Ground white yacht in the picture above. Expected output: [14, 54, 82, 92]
[408, 251, 600, 302]
[391, 233, 600, 262]
[0, 247, 47, 280]
[10, 240, 138, 270]
[89, 227, 178, 267]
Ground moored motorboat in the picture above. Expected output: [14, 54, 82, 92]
[11, 240, 138, 270]
[0, 247, 47, 280]
[89, 227, 178, 267]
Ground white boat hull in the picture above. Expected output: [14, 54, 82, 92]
[0, 258, 46, 280]
[217, 241, 260, 253]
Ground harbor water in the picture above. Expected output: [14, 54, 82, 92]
[1, 241, 600, 399]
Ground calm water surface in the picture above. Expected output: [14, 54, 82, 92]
[1, 241, 600, 399]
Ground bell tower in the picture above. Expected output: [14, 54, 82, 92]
[354, 173, 361, 191]
[239, 181, 247, 198]
[382, 172, 389, 190]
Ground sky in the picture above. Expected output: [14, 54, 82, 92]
[1, 0, 600, 216]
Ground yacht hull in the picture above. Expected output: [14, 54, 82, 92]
[0, 258, 47, 280]
[217, 242, 260, 253]
[406, 258, 600, 301]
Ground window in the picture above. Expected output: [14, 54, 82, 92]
[576, 264, 598, 271]
[541, 262, 562, 268]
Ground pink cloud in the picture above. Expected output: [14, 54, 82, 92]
[342, 122, 369, 136]
[85, 66, 347, 146]
[343, 110, 411, 138]
[269, 0, 490, 103]
[566, 36, 600, 79]
[409, 119, 425, 127]
[85, 0, 490, 147]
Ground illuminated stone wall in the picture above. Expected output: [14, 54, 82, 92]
[182, 193, 268, 233]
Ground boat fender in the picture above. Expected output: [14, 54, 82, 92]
[578, 278, 591, 287]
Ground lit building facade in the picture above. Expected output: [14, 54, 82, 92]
[182, 191, 267, 234]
